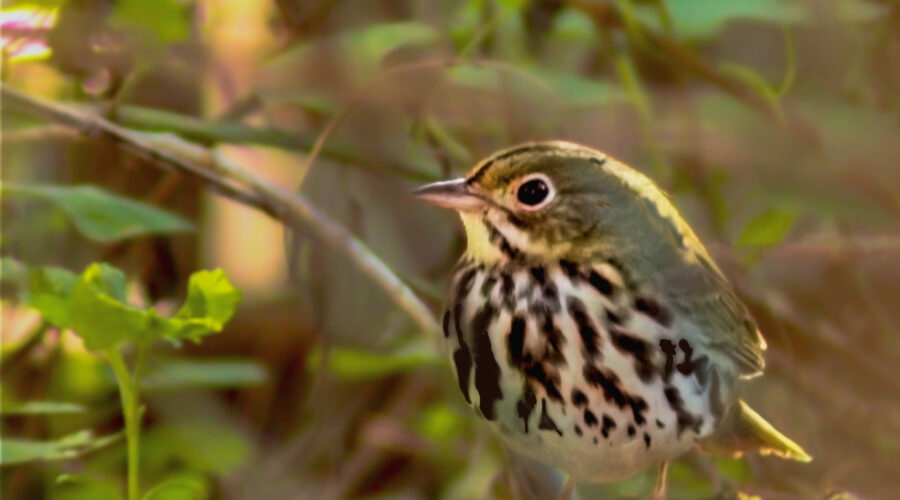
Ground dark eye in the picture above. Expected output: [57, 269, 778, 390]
[517, 178, 550, 206]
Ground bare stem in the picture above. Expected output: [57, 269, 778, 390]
[1, 84, 442, 340]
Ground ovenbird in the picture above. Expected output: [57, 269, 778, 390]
[413, 141, 810, 498]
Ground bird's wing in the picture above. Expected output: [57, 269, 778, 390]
[665, 259, 766, 378]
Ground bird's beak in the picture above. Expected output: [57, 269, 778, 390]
[412, 178, 484, 211]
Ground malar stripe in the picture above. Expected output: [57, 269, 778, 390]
[484, 219, 523, 260]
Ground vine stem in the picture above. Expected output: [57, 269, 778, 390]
[105, 347, 143, 500]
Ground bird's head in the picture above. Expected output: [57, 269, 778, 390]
[414, 141, 716, 275]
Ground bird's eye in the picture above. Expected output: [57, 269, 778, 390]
[516, 175, 554, 209]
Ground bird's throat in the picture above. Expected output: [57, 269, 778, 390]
[460, 212, 505, 264]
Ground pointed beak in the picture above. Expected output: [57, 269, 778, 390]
[412, 178, 484, 211]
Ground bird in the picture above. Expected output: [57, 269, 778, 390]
[412, 140, 811, 498]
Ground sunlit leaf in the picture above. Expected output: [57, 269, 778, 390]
[69, 263, 149, 350]
[0, 430, 121, 465]
[1, 400, 85, 415]
[156, 269, 241, 343]
[2, 183, 193, 243]
[736, 209, 797, 247]
[141, 359, 266, 391]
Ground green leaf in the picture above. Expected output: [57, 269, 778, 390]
[26, 266, 79, 328]
[342, 21, 439, 67]
[736, 209, 797, 247]
[141, 359, 266, 391]
[55, 474, 123, 500]
[110, 0, 189, 44]
[0, 430, 121, 465]
[156, 269, 241, 343]
[267, 21, 439, 77]
[1, 400, 86, 415]
[69, 263, 149, 350]
[640, 0, 805, 38]
[142, 474, 208, 500]
[2, 183, 193, 243]
[307, 338, 440, 380]
[718, 62, 784, 120]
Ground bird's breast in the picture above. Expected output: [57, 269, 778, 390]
[441, 258, 734, 481]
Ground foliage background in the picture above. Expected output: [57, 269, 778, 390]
[2, 0, 900, 499]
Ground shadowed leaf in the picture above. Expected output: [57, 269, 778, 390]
[2, 183, 193, 243]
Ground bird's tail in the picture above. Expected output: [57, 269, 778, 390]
[698, 399, 812, 462]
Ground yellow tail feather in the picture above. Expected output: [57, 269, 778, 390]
[699, 400, 812, 462]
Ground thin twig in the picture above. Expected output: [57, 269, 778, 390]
[1, 84, 442, 340]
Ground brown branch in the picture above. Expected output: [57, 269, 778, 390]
[1, 84, 442, 340]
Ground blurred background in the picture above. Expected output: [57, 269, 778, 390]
[2, 0, 900, 499]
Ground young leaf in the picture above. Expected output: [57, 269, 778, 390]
[1, 400, 85, 415]
[141, 359, 266, 391]
[69, 263, 149, 350]
[155, 269, 241, 343]
[2, 183, 193, 243]
[26, 266, 79, 328]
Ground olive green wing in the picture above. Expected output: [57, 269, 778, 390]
[665, 259, 767, 378]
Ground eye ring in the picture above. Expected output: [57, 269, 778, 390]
[515, 174, 555, 210]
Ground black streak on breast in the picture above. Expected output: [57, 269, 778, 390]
[609, 326, 655, 382]
[664, 386, 702, 436]
[471, 304, 502, 420]
[517, 384, 537, 433]
[567, 296, 601, 358]
[634, 296, 672, 327]
[538, 398, 563, 436]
